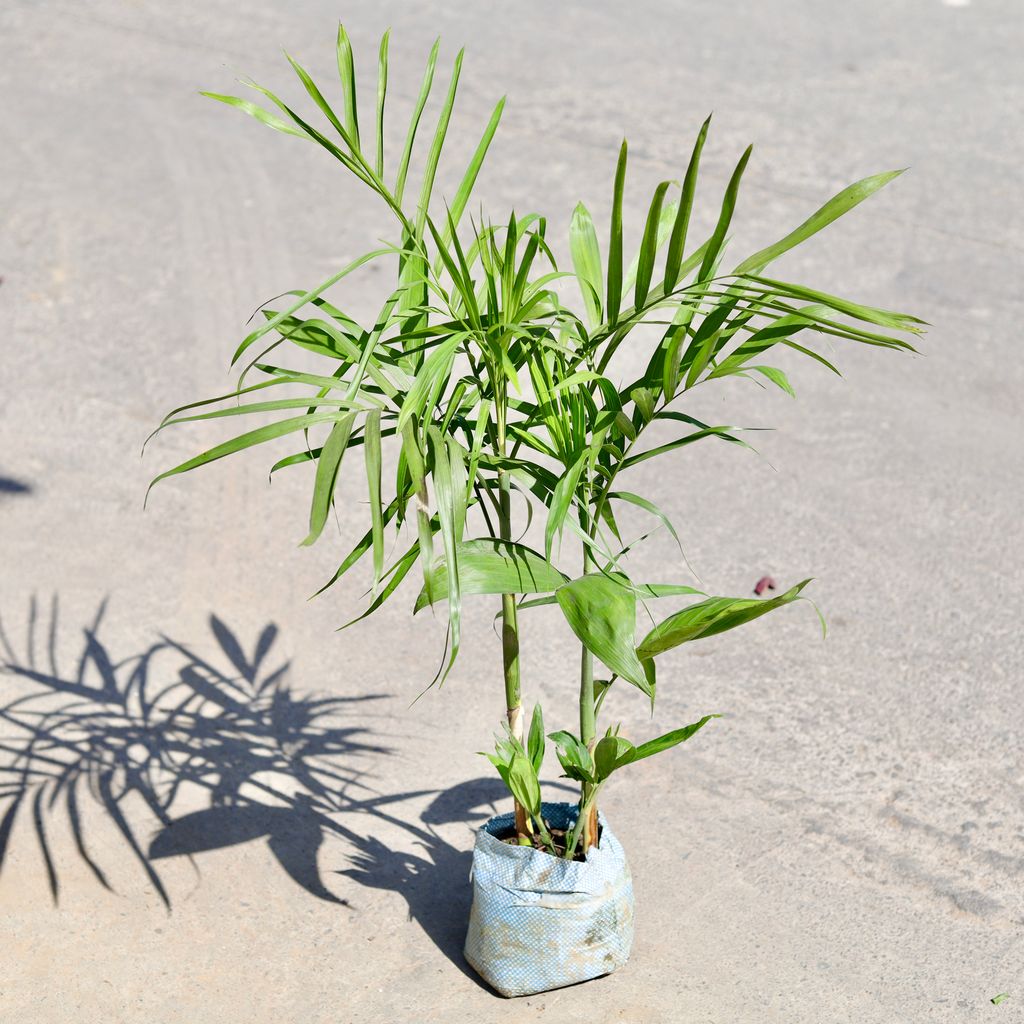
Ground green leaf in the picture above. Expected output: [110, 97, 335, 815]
[442, 209, 482, 327]
[632, 583, 705, 599]
[637, 579, 814, 659]
[570, 202, 604, 326]
[426, 216, 478, 323]
[338, 539, 421, 629]
[606, 140, 628, 326]
[545, 450, 587, 561]
[415, 48, 464, 236]
[146, 412, 348, 505]
[607, 491, 685, 559]
[311, 492, 405, 597]
[443, 96, 506, 245]
[614, 411, 637, 441]
[396, 334, 460, 432]
[527, 704, 545, 775]
[156, 396, 365, 432]
[237, 77, 368, 186]
[629, 386, 655, 424]
[634, 181, 671, 309]
[415, 538, 566, 612]
[507, 749, 542, 817]
[257, 362, 392, 396]
[621, 425, 750, 470]
[363, 410, 385, 587]
[375, 30, 389, 177]
[427, 425, 464, 682]
[748, 364, 795, 396]
[699, 145, 752, 282]
[285, 52, 354, 151]
[146, 375, 306, 442]
[336, 23, 360, 150]
[548, 730, 596, 784]
[401, 420, 436, 607]
[780, 337, 841, 376]
[549, 370, 604, 395]
[231, 248, 392, 366]
[623, 195, 678, 295]
[594, 734, 637, 781]
[991, 994, 1010, 1006]
[733, 169, 905, 276]
[682, 295, 744, 390]
[446, 434, 468, 541]
[200, 92, 308, 139]
[631, 714, 720, 761]
[485, 751, 512, 790]
[302, 412, 357, 547]
[661, 279, 709, 398]
[665, 114, 710, 290]
[555, 574, 651, 698]
[394, 38, 439, 204]
[465, 397, 491, 496]
[707, 307, 821, 380]
[742, 275, 925, 334]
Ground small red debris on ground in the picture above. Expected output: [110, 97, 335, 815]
[754, 575, 776, 596]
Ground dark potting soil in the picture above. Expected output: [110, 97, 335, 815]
[497, 823, 601, 862]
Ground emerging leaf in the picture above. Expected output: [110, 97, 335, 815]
[548, 730, 597, 784]
[527, 703, 546, 775]
[594, 734, 637, 781]
[507, 749, 542, 818]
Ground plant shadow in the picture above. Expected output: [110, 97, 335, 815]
[337, 776, 513, 986]
[0, 596, 565, 991]
[0, 596, 406, 908]
[0, 475, 31, 497]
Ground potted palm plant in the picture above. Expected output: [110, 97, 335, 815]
[147, 28, 922, 997]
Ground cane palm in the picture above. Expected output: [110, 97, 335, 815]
[147, 30, 922, 860]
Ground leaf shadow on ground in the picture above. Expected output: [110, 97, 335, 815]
[0, 475, 32, 497]
[0, 596, 399, 907]
[337, 775, 517, 985]
[0, 596, 559, 989]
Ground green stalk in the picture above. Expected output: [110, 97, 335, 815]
[564, 783, 601, 861]
[532, 814, 559, 856]
[578, 496, 599, 855]
[572, 401, 669, 858]
[496, 392, 529, 841]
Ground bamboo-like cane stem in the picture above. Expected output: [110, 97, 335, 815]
[497, 401, 528, 840]
[579, 503, 599, 854]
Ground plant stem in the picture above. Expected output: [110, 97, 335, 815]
[496, 397, 528, 841]
[578, 498, 600, 854]
[502, 591, 525, 838]
[564, 784, 601, 861]
[579, 648, 598, 853]
[532, 815, 559, 857]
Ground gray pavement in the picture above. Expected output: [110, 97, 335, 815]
[1, 1, 1022, 1021]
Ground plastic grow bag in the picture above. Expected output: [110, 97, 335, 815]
[463, 801, 634, 997]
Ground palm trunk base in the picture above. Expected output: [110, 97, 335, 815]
[581, 802, 599, 853]
[507, 703, 529, 840]
[514, 801, 529, 838]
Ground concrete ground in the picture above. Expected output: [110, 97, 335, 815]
[1, 0, 1022, 1021]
